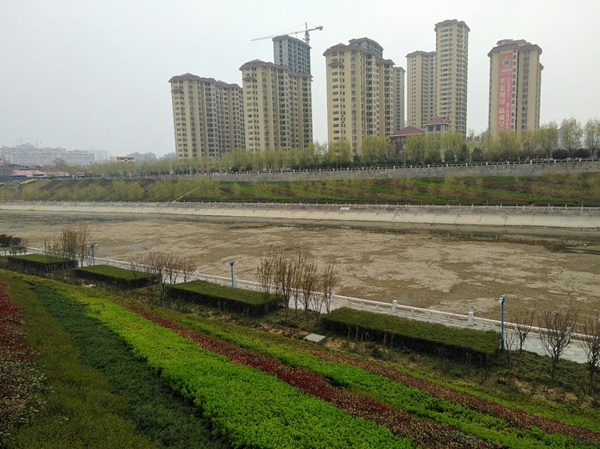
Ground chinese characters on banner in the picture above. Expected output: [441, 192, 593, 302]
[497, 52, 513, 132]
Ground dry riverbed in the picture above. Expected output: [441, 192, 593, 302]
[3, 212, 599, 321]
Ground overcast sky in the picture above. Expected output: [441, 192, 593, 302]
[1, 0, 599, 156]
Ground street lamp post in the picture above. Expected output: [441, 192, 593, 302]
[499, 294, 506, 351]
[90, 243, 98, 266]
[227, 261, 237, 288]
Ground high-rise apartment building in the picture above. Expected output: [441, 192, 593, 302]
[169, 74, 245, 160]
[394, 67, 406, 132]
[323, 40, 395, 155]
[273, 35, 311, 74]
[348, 37, 384, 59]
[435, 19, 469, 136]
[406, 51, 437, 128]
[488, 39, 543, 136]
[240, 60, 313, 152]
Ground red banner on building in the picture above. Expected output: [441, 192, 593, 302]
[497, 52, 513, 132]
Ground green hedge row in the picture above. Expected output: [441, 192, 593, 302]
[167, 280, 279, 316]
[73, 265, 155, 289]
[321, 307, 499, 359]
[68, 288, 412, 448]
[7, 254, 77, 271]
[33, 285, 229, 449]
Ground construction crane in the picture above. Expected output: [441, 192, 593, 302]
[251, 22, 323, 45]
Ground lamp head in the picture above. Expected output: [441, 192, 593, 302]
[227, 260, 237, 266]
[499, 294, 506, 304]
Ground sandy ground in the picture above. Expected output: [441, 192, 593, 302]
[2, 212, 599, 321]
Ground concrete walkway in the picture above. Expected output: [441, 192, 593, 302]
[327, 294, 589, 364]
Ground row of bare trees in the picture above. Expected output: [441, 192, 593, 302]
[257, 246, 338, 320]
[506, 307, 600, 390]
[43, 223, 93, 266]
[129, 251, 196, 299]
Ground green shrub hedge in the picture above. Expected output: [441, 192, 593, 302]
[7, 254, 77, 271]
[73, 265, 155, 289]
[321, 307, 499, 359]
[167, 280, 278, 315]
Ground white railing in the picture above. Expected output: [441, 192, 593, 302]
[22, 246, 590, 342]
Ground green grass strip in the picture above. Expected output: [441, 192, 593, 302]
[179, 318, 591, 449]
[31, 285, 229, 449]
[0, 273, 157, 449]
[44, 283, 412, 448]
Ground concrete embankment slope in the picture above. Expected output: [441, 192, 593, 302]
[2, 201, 600, 238]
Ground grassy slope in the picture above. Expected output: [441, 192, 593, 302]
[3, 172, 600, 206]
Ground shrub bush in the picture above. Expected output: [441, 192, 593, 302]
[321, 307, 499, 359]
[73, 265, 155, 289]
[7, 254, 77, 272]
[167, 280, 278, 315]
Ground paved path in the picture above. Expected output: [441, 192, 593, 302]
[327, 294, 589, 364]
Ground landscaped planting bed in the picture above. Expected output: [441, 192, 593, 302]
[7, 254, 77, 271]
[0, 283, 45, 441]
[322, 307, 500, 359]
[73, 264, 155, 288]
[4, 272, 600, 448]
[167, 280, 278, 315]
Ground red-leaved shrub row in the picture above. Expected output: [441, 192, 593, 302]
[0, 283, 45, 439]
[128, 306, 499, 449]
[298, 347, 600, 446]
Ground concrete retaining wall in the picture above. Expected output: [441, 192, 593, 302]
[209, 160, 600, 183]
[2, 202, 600, 239]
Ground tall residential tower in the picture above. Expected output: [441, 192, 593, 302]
[323, 38, 395, 155]
[488, 39, 542, 136]
[240, 60, 313, 152]
[169, 74, 245, 160]
[394, 66, 406, 131]
[435, 19, 469, 136]
[273, 35, 312, 74]
[406, 51, 437, 128]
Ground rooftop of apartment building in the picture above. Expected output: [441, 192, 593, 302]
[169, 73, 241, 89]
[239, 59, 313, 78]
[272, 34, 310, 47]
[434, 19, 470, 31]
[488, 39, 542, 56]
[406, 50, 436, 58]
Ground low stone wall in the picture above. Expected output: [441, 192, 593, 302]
[209, 160, 600, 183]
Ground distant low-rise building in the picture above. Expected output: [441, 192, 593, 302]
[0, 144, 96, 166]
[111, 156, 135, 163]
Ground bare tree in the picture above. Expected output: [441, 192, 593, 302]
[581, 312, 600, 392]
[75, 223, 92, 266]
[273, 253, 294, 314]
[290, 251, 308, 315]
[538, 307, 579, 378]
[318, 263, 339, 315]
[299, 261, 318, 316]
[179, 256, 196, 283]
[143, 251, 170, 300]
[513, 309, 536, 351]
[257, 246, 277, 314]
[163, 253, 180, 285]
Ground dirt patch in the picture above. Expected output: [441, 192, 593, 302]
[3, 214, 600, 321]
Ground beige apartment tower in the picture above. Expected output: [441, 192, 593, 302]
[394, 66, 406, 131]
[406, 51, 436, 129]
[488, 39, 542, 136]
[169, 74, 245, 160]
[435, 19, 469, 136]
[323, 38, 395, 155]
[240, 60, 313, 152]
[273, 35, 311, 75]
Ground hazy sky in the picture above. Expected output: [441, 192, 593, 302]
[1, 0, 599, 156]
